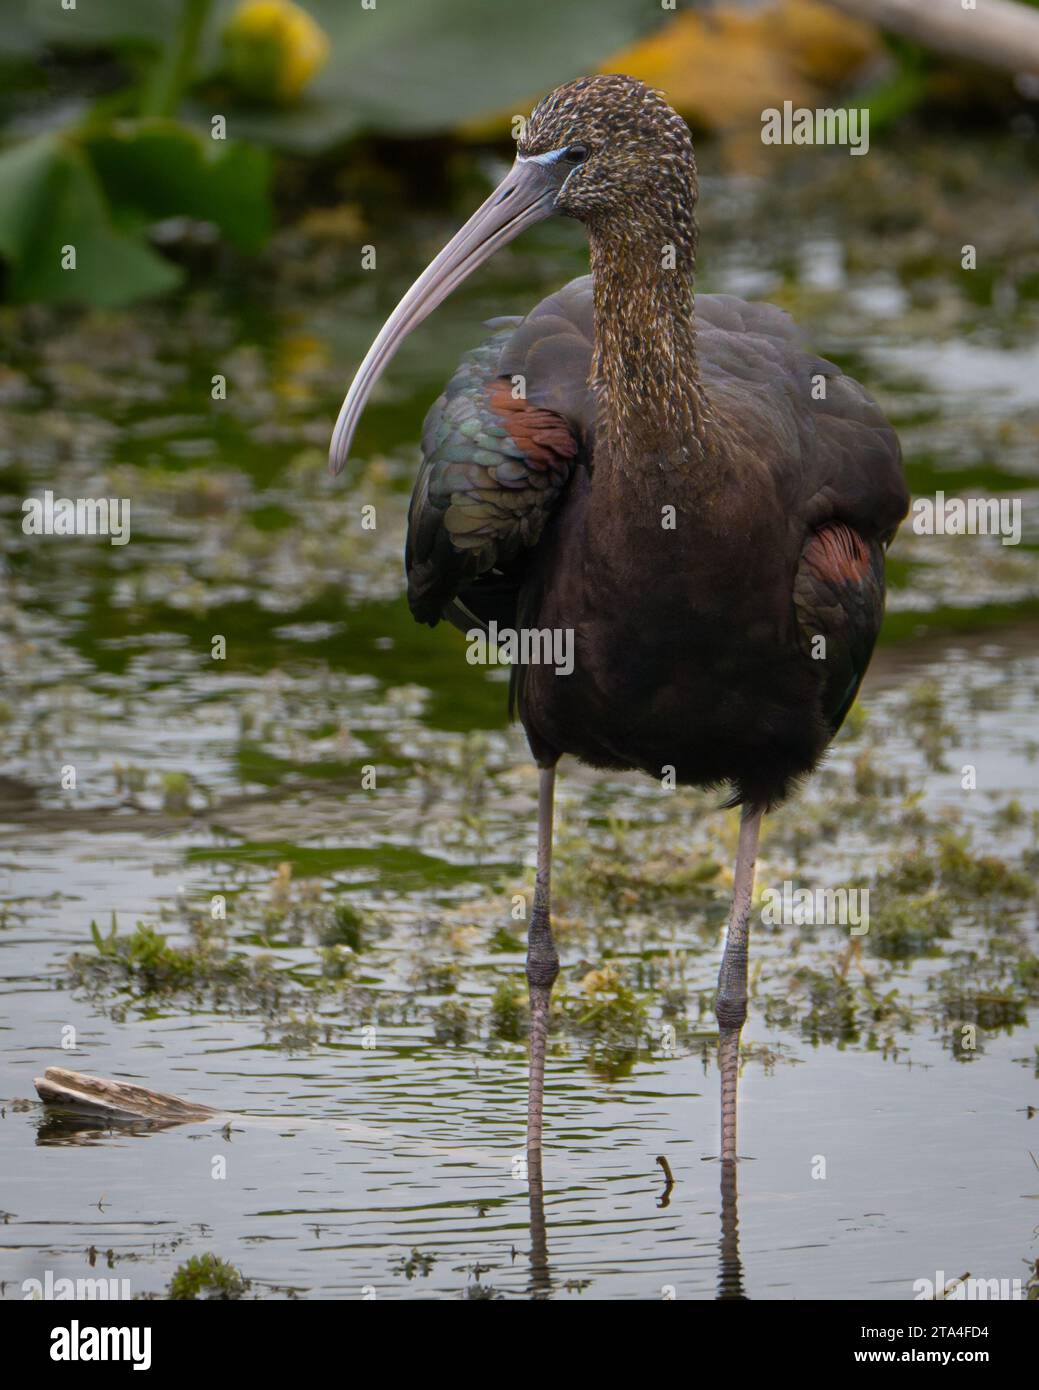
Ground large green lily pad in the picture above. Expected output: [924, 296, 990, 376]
[0, 122, 271, 305]
[15, 0, 665, 152]
[0, 134, 181, 305]
[85, 120, 272, 251]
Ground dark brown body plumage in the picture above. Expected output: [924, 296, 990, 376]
[409, 278, 906, 807]
[404, 76, 908, 810]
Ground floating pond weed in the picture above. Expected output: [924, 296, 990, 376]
[167, 1255, 250, 1301]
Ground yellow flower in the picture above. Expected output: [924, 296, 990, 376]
[223, 0, 330, 105]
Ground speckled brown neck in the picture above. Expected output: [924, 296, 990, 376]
[588, 218, 708, 477]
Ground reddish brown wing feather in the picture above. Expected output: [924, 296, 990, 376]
[803, 521, 872, 584]
[406, 295, 592, 629]
[485, 382, 579, 471]
[794, 520, 886, 736]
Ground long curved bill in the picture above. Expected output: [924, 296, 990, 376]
[328, 158, 560, 476]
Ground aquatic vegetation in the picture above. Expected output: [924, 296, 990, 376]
[250, 863, 377, 952]
[659, 984, 689, 1021]
[264, 1011, 326, 1052]
[488, 925, 524, 954]
[113, 765, 150, 796]
[70, 912, 320, 1024]
[160, 771, 193, 814]
[319, 901, 366, 952]
[75, 919, 249, 995]
[565, 962, 650, 1046]
[51, 650, 1039, 1084]
[58, 654, 1039, 1072]
[777, 967, 859, 1045]
[489, 977, 528, 1042]
[560, 838, 721, 914]
[902, 679, 955, 770]
[852, 749, 909, 800]
[992, 799, 1025, 829]
[855, 974, 915, 1030]
[431, 1000, 471, 1046]
[935, 833, 1034, 901]
[866, 893, 953, 961]
[875, 850, 936, 896]
[393, 1248, 436, 1279]
[414, 961, 461, 995]
[1014, 955, 1039, 997]
[933, 958, 1031, 1035]
[167, 1254, 250, 1300]
[319, 944, 356, 981]
[867, 832, 1033, 963]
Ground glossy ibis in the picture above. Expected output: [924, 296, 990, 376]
[329, 76, 909, 1174]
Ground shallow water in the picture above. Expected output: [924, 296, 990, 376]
[1, 132, 1037, 1300]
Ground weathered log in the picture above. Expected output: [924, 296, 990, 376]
[826, 0, 1039, 77]
[34, 1066, 219, 1122]
[32, 1067, 584, 1176]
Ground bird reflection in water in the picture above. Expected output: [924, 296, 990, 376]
[523, 1147, 748, 1300]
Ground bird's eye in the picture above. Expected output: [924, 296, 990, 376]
[562, 143, 589, 165]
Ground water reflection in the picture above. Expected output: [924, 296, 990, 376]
[655, 1154, 676, 1208]
[527, 1166, 552, 1301]
[717, 1161, 747, 1301]
[524, 1146, 747, 1301]
[35, 1113, 184, 1146]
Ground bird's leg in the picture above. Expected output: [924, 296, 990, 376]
[714, 804, 763, 1163]
[526, 764, 559, 1182]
